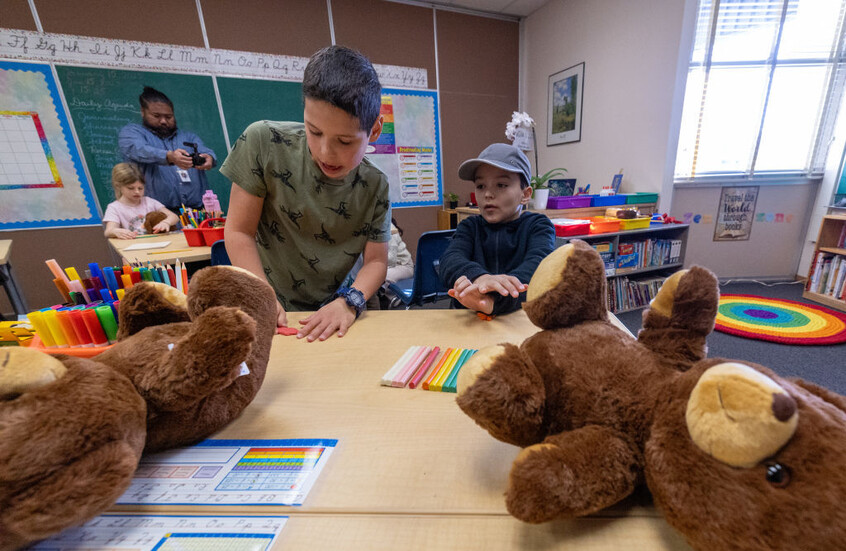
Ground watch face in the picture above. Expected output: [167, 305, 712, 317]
[347, 288, 366, 309]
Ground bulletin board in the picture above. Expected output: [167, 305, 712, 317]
[0, 60, 100, 230]
[54, 65, 230, 214]
[367, 88, 443, 208]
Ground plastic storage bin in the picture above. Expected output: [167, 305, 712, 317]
[547, 195, 592, 209]
[625, 192, 659, 204]
[182, 227, 205, 246]
[550, 218, 591, 237]
[199, 218, 226, 245]
[617, 217, 651, 230]
[589, 195, 626, 207]
[589, 217, 621, 234]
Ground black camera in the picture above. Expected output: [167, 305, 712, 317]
[183, 141, 204, 167]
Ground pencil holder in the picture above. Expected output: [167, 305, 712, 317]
[183, 228, 205, 247]
[199, 217, 226, 246]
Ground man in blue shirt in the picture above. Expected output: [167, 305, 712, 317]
[118, 87, 217, 212]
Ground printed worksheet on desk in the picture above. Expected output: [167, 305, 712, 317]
[31, 514, 287, 550]
[116, 439, 337, 507]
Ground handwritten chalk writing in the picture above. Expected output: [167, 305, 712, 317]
[0, 28, 427, 87]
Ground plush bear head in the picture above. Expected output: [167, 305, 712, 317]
[0, 347, 146, 551]
[456, 240, 846, 551]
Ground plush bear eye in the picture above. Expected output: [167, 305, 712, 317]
[765, 462, 791, 488]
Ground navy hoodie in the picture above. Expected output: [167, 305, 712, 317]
[438, 211, 555, 315]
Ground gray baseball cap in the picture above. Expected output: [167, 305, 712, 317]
[458, 143, 532, 187]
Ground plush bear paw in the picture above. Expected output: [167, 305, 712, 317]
[456, 344, 545, 447]
[506, 426, 640, 523]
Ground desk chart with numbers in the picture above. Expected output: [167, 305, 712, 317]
[31, 514, 287, 551]
[117, 439, 337, 507]
[0, 111, 62, 189]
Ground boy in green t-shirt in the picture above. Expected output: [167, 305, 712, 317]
[221, 45, 390, 342]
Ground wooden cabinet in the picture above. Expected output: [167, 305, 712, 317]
[555, 224, 689, 314]
[803, 214, 846, 312]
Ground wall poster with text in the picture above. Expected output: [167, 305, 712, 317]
[714, 186, 759, 241]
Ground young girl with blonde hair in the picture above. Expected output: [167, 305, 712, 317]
[103, 163, 179, 239]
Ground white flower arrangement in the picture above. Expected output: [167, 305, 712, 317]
[505, 111, 535, 141]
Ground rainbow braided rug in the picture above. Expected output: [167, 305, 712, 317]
[715, 294, 846, 345]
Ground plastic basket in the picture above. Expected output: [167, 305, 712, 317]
[547, 195, 592, 209]
[625, 192, 659, 204]
[551, 218, 591, 237]
[200, 218, 226, 245]
[589, 217, 621, 234]
[28, 334, 113, 357]
[617, 217, 651, 230]
[589, 195, 626, 207]
[183, 228, 205, 247]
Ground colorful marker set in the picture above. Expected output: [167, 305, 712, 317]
[380, 346, 477, 393]
[45, 258, 189, 306]
[27, 299, 119, 349]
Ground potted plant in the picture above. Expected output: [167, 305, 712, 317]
[445, 192, 459, 209]
[530, 168, 567, 210]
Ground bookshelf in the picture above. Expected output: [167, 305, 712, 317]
[802, 214, 846, 312]
[555, 224, 689, 314]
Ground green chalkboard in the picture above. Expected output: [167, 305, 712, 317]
[55, 66, 229, 214]
[217, 76, 303, 145]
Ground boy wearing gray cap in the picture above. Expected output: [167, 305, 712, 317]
[439, 143, 555, 315]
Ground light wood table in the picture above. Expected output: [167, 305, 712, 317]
[116, 309, 691, 550]
[108, 232, 211, 264]
[0, 239, 28, 316]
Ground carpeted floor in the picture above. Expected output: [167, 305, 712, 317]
[615, 280, 846, 395]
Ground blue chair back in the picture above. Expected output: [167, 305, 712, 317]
[210, 240, 231, 266]
[387, 229, 454, 307]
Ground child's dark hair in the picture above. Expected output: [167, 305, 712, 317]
[391, 217, 404, 237]
[302, 45, 381, 131]
[139, 86, 173, 110]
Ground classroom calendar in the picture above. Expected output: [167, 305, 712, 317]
[117, 439, 337, 507]
[0, 111, 61, 190]
[31, 514, 287, 550]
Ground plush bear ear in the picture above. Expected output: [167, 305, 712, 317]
[523, 240, 608, 330]
[686, 362, 798, 467]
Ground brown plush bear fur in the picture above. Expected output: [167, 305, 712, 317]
[99, 265, 277, 451]
[456, 240, 846, 551]
[0, 266, 276, 549]
[0, 350, 146, 551]
[143, 210, 168, 234]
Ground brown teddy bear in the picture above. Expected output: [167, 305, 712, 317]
[0, 266, 277, 549]
[0, 347, 147, 551]
[456, 240, 846, 551]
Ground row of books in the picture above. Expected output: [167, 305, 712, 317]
[615, 238, 683, 274]
[806, 252, 846, 301]
[606, 275, 667, 313]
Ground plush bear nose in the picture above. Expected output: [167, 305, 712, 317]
[685, 362, 798, 468]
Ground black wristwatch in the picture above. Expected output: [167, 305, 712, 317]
[334, 286, 366, 318]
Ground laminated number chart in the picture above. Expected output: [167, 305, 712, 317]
[31, 514, 287, 550]
[117, 439, 337, 507]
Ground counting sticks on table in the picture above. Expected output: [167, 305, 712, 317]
[380, 346, 477, 392]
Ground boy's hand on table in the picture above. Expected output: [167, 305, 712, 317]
[297, 299, 356, 341]
[114, 229, 138, 239]
[471, 274, 526, 298]
[448, 285, 493, 315]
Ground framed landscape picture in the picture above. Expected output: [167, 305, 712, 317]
[547, 62, 584, 146]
